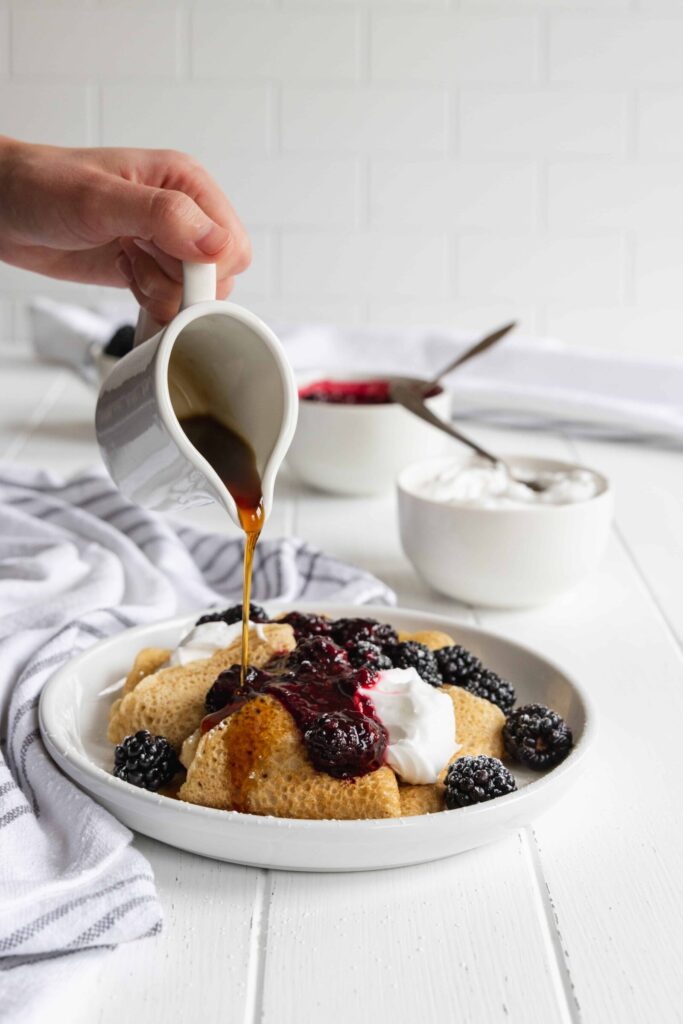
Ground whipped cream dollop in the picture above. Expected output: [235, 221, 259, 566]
[360, 667, 457, 785]
[420, 459, 602, 509]
[166, 619, 266, 667]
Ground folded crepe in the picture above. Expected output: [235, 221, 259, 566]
[180, 694, 402, 820]
[178, 663, 505, 821]
[398, 686, 505, 817]
[107, 623, 295, 751]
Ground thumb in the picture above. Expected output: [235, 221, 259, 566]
[96, 177, 231, 259]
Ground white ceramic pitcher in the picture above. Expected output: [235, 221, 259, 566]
[95, 262, 298, 527]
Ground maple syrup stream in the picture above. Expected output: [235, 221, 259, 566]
[179, 414, 264, 686]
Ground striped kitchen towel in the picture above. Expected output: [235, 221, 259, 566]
[0, 463, 394, 1023]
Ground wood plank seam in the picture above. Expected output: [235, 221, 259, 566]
[524, 827, 582, 1024]
[564, 434, 683, 659]
[242, 868, 272, 1024]
[2, 371, 69, 462]
[471, 602, 580, 1022]
[288, 476, 300, 540]
[282, 481, 297, 540]
[612, 521, 683, 661]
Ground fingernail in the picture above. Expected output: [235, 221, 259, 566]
[196, 223, 230, 256]
[115, 253, 133, 284]
[133, 237, 156, 257]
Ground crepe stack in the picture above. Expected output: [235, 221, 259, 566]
[109, 622, 505, 819]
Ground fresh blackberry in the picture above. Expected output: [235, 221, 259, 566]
[503, 704, 573, 770]
[331, 617, 398, 649]
[205, 665, 268, 713]
[346, 641, 393, 672]
[462, 669, 516, 714]
[196, 602, 269, 627]
[278, 611, 332, 639]
[435, 644, 482, 686]
[304, 711, 387, 779]
[385, 641, 442, 687]
[103, 324, 135, 359]
[444, 755, 516, 808]
[113, 730, 180, 791]
[287, 636, 349, 675]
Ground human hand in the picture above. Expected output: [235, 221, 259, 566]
[0, 137, 251, 323]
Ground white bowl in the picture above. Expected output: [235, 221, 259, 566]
[39, 602, 594, 872]
[398, 455, 613, 608]
[287, 371, 452, 496]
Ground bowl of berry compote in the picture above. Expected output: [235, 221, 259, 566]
[287, 370, 451, 496]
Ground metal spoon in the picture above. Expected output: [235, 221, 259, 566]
[389, 321, 551, 493]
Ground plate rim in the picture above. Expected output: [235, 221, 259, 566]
[39, 602, 597, 834]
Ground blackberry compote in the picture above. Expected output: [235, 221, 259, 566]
[200, 644, 388, 780]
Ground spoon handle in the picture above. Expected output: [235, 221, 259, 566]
[395, 388, 499, 466]
[428, 320, 517, 388]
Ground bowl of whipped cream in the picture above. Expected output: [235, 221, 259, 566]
[397, 454, 613, 608]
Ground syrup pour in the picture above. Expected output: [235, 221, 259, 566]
[179, 414, 264, 685]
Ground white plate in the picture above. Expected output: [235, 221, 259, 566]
[39, 603, 595, 873]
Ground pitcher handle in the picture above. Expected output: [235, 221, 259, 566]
[134, 262, 217, 345]
[181, 262, 217, 309]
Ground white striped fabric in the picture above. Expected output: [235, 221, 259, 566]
[0, 463, 394, 1023]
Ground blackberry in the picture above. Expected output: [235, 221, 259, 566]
[278, 611, 332, 639]
[435, 645, 482, 686]
[346, 641, 393, 672]
[331, 617, 398, 649]
[462, 669, 516, 714]
[503, 704, 573, 770]
[304, 711, 387, 779]
[103, 324, 135, 359]
[113, 730, 180, 791]
[196, 602, 269, 627]
[385, 641, 442, 688]
[205, 665, 268, 713]
[444, 755, 517, 808]
[287, 636, 349, 675]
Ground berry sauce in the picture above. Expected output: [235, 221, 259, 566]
[299, 379, 441, 406]
[200, 644, 387, 779]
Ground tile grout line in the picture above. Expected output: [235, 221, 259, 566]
[523, 827, 582, 1024]
[242, 868, 271, 1024]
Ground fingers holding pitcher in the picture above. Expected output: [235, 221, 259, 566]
[118, 238, 236, 322]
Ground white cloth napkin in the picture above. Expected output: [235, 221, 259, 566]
[0, 462, 394, 1023]
[29, 298, 683, 441]
[279, 324, 683, 440]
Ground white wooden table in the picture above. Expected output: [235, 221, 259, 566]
[3, 346, 682, 1024]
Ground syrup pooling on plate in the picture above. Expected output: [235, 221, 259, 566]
[179, 414, 264, 686]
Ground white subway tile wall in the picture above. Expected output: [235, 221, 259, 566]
[2, 1, 683, 355]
